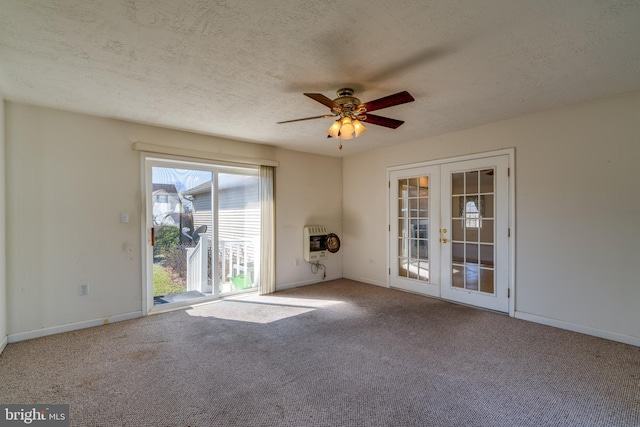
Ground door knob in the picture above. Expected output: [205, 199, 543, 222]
[441, 238, 449, 243]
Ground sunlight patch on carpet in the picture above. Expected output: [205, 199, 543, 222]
[185, 295, 345, 324]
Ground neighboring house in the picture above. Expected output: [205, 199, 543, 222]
[152, 184, 181, 226]
[185, 177, 260, 282]
[185, 177, 260, 244]
[184, 181, 212, 241]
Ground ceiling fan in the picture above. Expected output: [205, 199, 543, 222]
[278, 88, 415, 149]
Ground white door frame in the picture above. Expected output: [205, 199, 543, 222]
[387, 149, 516, 317]
[140, 152, 261, 315]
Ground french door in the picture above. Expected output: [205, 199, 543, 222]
[389, 154, 511, 313]
[389, 166, 441, 296]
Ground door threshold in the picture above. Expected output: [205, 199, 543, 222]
[390, 286, 508, 315]
[149, 290, 259, 315]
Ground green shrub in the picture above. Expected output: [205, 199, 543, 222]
[154, 226, 180, 256]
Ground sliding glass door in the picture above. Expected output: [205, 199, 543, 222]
[145, 157, 260, 310]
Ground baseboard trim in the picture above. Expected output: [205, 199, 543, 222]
[7, 311, 143, 344]
[276, 275, 342, 291]
[0, 335, 7, 355]
[515, 311, 639, 347]
[342, 275, 388, 288]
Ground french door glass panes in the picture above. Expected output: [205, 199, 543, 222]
[450, 169, 495, 294]
[389, 165, 440, 297]
[390, 154, 510, 313]
[397, 176, 430, 281]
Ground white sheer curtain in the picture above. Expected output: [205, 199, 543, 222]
[259, 166, 276, 294]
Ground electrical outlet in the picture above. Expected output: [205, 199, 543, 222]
[295, 258, 300, 266]
[80, 284, 89, 296]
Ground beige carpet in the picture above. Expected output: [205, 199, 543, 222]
[1, 279, 638, 426]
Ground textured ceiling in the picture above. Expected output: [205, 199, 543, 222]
[1, 0, 639, 157]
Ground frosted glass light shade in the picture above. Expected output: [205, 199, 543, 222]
[353, 119, 367, 137]
[327, 120, 341, 138]
[341, 128, 354, 140]
[340, 117, 354, 140]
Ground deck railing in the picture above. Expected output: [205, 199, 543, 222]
[186, 237, 256, 293]
[186, 234, 210, 293]
[220, 239, 255, 291]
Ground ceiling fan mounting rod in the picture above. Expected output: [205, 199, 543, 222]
[336, 88, 354, 97]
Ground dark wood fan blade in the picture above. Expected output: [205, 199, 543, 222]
[360, 91, 415, 113]
[277, 114, 335, 124]
[304, 93, 341, 110]
[361, 114, 405, 129]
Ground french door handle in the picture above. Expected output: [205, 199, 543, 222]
[441, 238, 449, 243]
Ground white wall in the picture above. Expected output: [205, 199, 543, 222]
[274, 148, 343, 288]
[5, 103, 342, 340]
[6, 104, 144, 338]
[343, 90, 640, 345]
[0, 95, 7, 353]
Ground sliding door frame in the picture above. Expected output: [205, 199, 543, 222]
[140, 152, 261, 315]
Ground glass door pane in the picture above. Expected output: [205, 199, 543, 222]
[152, 166, 213, 305]
[450, 169, 495, 294]
[218, 172, 260, 294]
[397, 176, 430, 281]
[148, 161, 261, 308]
[389, 165, 440, 297]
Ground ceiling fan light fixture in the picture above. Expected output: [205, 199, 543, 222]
[327, 120, 341, 138]
[353, 119, 367, 137]
[280, 88, 414, 148]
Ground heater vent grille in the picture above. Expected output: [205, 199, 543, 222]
[303, 225, 329, 262]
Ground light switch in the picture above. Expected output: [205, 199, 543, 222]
[120, 212, 129, 223]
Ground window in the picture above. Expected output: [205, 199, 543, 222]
[465, 199, 481, 228]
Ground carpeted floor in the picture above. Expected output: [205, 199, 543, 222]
[0, 279, 638, 426]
